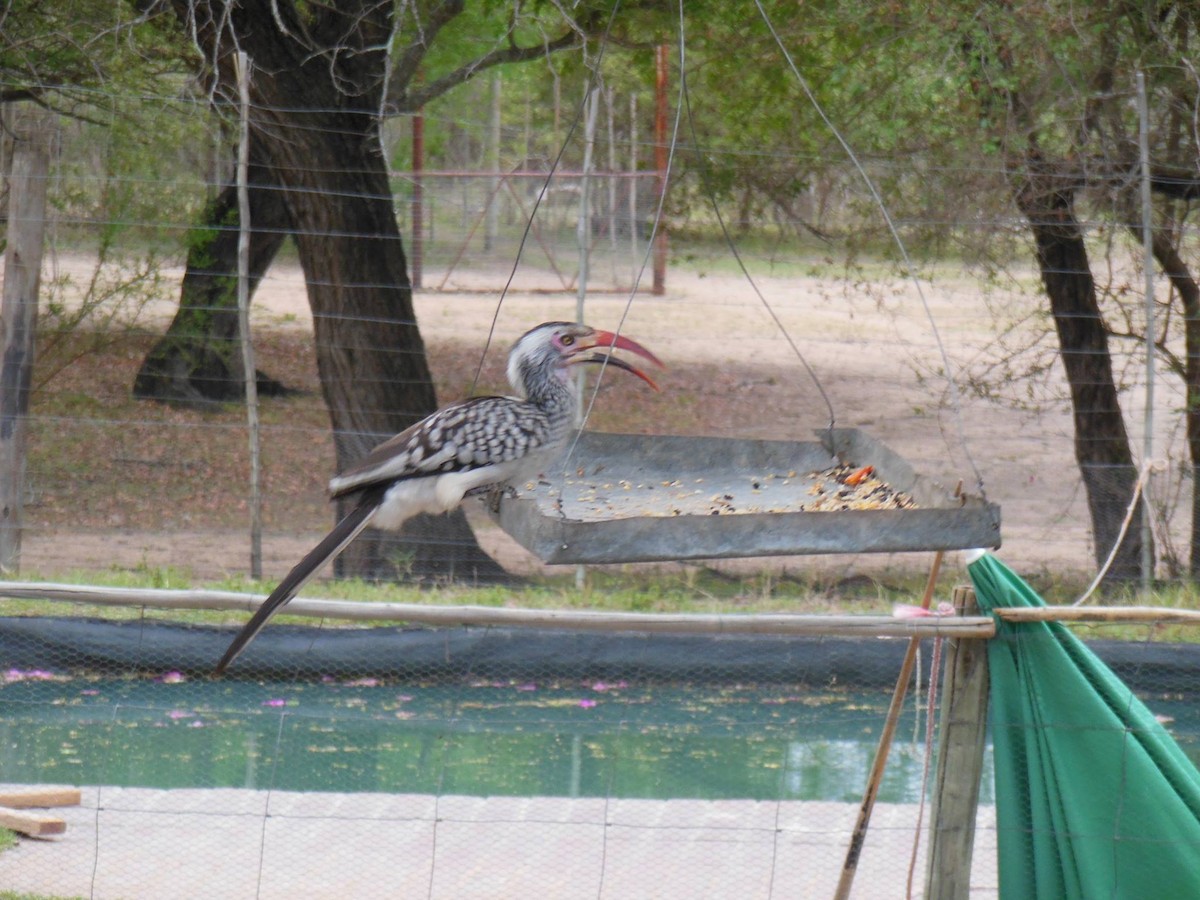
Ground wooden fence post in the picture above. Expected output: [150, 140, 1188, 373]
[926, 585, 990, 899]
[0, 112, 51, 573]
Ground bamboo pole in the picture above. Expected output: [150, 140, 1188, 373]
[1136, 71, 1155, 595]
[234, 51, 262, 581]
[834, 551, 945, 900]
[995, 605, 1200, 625]
[0, 580, 994, 638]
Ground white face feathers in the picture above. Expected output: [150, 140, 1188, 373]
[504, 321, 662, 400]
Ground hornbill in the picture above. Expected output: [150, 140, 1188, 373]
[213, 321, 662, 674]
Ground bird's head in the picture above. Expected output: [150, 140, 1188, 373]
[507, 321, 664, 400]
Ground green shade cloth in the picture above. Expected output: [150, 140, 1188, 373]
[967, 552, 1200, 899]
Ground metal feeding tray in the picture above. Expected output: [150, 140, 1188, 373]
[491, 428, 1001, 565]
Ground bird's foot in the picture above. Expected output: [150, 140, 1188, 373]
[470, 483, 519, 513]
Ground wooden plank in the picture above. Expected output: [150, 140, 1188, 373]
[0, 805, 66, 837]
[0, 787, 81, 809]
[926, 586, 990, 900]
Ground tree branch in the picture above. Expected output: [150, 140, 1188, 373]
[393, 29, 580, 113]
[389, 0, 465, 93]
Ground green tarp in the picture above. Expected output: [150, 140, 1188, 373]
[967, 551, 1200, 899]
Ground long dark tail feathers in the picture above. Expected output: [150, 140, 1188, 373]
[213, 497, 380, 676]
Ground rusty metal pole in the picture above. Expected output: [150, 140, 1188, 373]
[652, 43, 668, 296]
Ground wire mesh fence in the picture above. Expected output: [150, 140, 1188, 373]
[396, 171, 662, 294]
[3, 71, 1195, 585]
[2, 593, 1199, 898]
[0, 600, 995, 899]
[6, 6, 1200, 898]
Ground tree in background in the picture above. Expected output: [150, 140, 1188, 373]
[132, 0, 611, 582]
[14, 1, 1200, 584]
[0, 2, 208, 380]
[950, 1, 1200, 580]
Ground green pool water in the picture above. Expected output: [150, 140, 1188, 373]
[2, 674, 1195, 803]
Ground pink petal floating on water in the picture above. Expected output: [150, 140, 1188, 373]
[167, 710, 193, 719]
[157, 671, 186, 683]
[262, 698, 287, 707]
[579, 699, 597, 709]
[516, 683, 537, 692]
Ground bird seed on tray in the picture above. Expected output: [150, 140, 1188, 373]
[543, 462, 917, 520]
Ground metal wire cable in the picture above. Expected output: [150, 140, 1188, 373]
[754, 0, 987, 498]
[467, 0, 624, 397]
[677, 43, 837, 435]
[567, 0, 687, 449]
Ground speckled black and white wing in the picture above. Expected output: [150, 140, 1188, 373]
[328, 395, 564, 500]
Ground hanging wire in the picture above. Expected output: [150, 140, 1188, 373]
[568, 1, 688, 443]
[676, 45, 836, 434]
[754, 0, 988, 498]
[468, 0, 624, 397]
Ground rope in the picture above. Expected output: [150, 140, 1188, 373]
[892, 601, 954, 898]
[1072, 457, 1167, 606]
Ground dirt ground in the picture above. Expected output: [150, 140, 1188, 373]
[19, 250, 1154, 590]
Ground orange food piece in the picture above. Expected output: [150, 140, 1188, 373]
[843, 465, 874, 486]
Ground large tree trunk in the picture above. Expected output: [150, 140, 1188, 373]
[268, 114, 504, 582]
[1014, 164, 1147, 581]
[133, 139, 291, 405]
[165, 0, 508, 583]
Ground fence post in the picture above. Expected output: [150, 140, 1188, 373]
[652, 43, 668, 296]
[0, 111, 51, 573]
[485, 72, 501, 253]
[411, 110, 424, 289]
[926, 585, 990, 899]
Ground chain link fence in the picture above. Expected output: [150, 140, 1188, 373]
[1, 596, 994, 899]
[1, 591, 1198, 897]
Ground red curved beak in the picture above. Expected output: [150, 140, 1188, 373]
[573, 329, 665, 390]
[590, 330, 665, 369]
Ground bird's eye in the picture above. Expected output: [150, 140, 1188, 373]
[561, 335, 575, 347]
